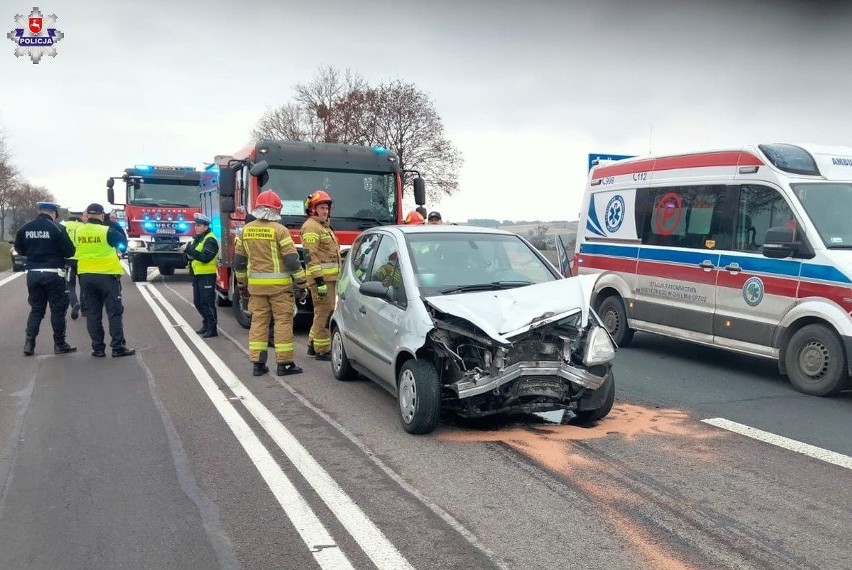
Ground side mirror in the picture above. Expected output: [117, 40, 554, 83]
[413, 177, 426, 206]
[219, 166, 236, 199]
[360, 280, 396, 301]
[416, 206, 427, 218]
[106, 179, 114, 189]
[107, 186, 115, 205]
[221, 196, 235, 214]
[762, 225, 798, 259]
[249, 160, 269, 177]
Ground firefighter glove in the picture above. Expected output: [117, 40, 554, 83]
[316, 281, 328, 299]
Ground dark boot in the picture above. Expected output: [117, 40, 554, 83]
[195, 327, 207, 334]
[201, 329, 218, 338]
[307, 341, 316, 356]
[112, 346, 136, 358]
[252, 362, 269, 376]
[23, 337, 35, 356]
[277, 362, 303, 376]
[54, 342, 77, 354]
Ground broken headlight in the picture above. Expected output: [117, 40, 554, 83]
[582, 325, 616, 366]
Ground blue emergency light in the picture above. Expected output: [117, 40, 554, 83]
[372, 145, 389, 155]
[134, 165, 153, 171]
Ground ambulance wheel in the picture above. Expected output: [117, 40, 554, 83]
[130, 258, 148, 282]
[785, 324, 848, 396]
[598, 296, 634, 347]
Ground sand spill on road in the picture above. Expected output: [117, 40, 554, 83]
[439, 403, 720, 569]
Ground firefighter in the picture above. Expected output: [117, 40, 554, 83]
[234, 190, 308, 377]
[403, 210, 425, 224]
[14, 201, 77, 356]
[61, 208, 86, 320]
[76, 203, 135, 358]
[300, 190, 341, 361]
[184, 213, 219, 338]
[373, 250, 402, 287]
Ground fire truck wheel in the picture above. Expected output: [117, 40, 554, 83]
[130, 258, 148, 282]
[232, 284, 252, 329]
[158, 265, 175, 276]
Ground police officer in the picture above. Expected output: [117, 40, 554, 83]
[14, 201, 77, 356]
[427, 211, 443, 224]
[234, 190, 308, 377]
[185, 213, 219, 338]
[300, 190, 341, 361]
[76, 203, 135, 358]
[61, 208, 86, 320]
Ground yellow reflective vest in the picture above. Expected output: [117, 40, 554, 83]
[61, 219, 84, 260]
[190, 232, 218, 275]
[75, 223, 123, 275]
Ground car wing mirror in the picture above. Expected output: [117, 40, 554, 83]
[762, 225, 799, 259]
[360, 280, 395, 301]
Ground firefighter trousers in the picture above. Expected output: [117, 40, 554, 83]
[308, 281, 336, 355]
[248, 290, 295, 364]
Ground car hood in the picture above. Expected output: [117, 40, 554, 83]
[424, 274, 598, 344]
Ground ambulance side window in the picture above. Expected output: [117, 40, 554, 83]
[637, 185, 725, 250]
[733, 185, 795, 252]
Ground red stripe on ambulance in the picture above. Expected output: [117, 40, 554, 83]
[592, 151, 764, 179]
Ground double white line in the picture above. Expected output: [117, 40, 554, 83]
[136, 281, 412, 569]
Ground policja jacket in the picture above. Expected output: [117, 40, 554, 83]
[14, 213, 75, 270]
[300, 216, 341, 285]
[185, 228, 219, 275]
[233, 219, 307, 294]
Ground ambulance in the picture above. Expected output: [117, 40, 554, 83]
[574, 143, 852, 396]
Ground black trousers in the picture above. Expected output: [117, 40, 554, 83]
[65, 259, 82, 309]
[192, 274, 217, 332]
[25, 270, 69, 343]
[80, 274, 127, 351]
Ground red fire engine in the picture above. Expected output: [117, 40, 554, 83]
[200, 140, 426, 328]
[106, 165, 202, 282]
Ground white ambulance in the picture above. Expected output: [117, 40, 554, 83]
[574, 143, 852, 396]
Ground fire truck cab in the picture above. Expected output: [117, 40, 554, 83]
[201, 140, 426, 328]
[107, 165, 202, 282]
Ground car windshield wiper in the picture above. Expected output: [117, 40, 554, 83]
[439, 280, 532, 294]
[153, 202, 194, 207]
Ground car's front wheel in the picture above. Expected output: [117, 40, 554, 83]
[397, 360, 441, 435]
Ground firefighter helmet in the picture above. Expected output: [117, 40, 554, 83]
[403, 210, 424, 224]
[256, 190, 282, 210]
[304, 190, 333, 215]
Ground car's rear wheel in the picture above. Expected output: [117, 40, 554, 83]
[398, 360, 441, 435]
[785, 324, 848, 396]
[331, 326, 357, 381]
[598, 295, 634, 347]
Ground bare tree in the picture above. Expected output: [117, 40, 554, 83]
[0, 131, 18, 240]
[251, 66, 463, 198]
[7, 181, 56, 234]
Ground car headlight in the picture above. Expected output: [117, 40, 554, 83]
[582, 325, 616, 366]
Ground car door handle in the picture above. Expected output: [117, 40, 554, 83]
[359, 306, 367, 315]
[698, 260, 715, 269]
[725, 262, 742, 272]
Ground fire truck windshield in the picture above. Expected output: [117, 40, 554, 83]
[129, 179, 201, 207]
[261, 168, 397, 228]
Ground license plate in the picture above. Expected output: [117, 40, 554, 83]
[157, 228, 176, 234]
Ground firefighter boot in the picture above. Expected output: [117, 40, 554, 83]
[277, 362, 303, 376]
[253, 362, 269, 376]
[23, 336, 35, 356]
[307, 340, 316, 356]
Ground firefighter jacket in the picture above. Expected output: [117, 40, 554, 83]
[300, 216, 341, 285]
[186, 229, 219, 275]
[75, 220, 124, 275]
[233, 219, 306, 295]
[14, 213, 75, 270]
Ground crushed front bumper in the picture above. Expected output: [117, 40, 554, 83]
[452, 360, 608, 399]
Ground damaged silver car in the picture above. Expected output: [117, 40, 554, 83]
[330, 225, 616, 434]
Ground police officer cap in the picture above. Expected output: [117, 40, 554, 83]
[86, 203, 105, 214]
[68, 208, 85, 216]
[428, 211, 442, 220]
[194, 213, 211, 225]
[36, 201, 61, 212]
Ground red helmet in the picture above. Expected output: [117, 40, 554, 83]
[256, 190, 282, 210]
[403, 210, 424, 224]
[304, 190, 333, 215]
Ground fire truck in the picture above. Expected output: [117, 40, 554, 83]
[106, 165, 203, 282]
[200, 140, 426, 328]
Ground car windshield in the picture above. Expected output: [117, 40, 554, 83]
[261, 168, 397, 230]
[791, 183, 852, 248]
[405, 232, 558, 295]
[129, 179, 201, 207]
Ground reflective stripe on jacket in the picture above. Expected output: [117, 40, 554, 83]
[300, 216, 341, 284]
[234, 220, 306, 294]
[76, 223, 123, 275]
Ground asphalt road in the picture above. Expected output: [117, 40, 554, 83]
[0, 267, 849, 569]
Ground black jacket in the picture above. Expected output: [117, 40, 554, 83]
[14, 213, 75, 270]
[185, 229, 219, 272]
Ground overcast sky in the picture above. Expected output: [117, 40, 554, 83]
[2, 0, 852, 222]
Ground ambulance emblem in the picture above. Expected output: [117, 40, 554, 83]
[7, 7, 63, 64]
[605, 195, 625, 233]
[743, 276, 764, 307]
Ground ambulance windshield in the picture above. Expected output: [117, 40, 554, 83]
[791, 183, 852, 248]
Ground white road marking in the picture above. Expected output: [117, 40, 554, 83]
[0, 272, 24, 288]
[136, 283, 354, 570]
[702, 417, 852, 471]
[144, 285, 414, 570]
